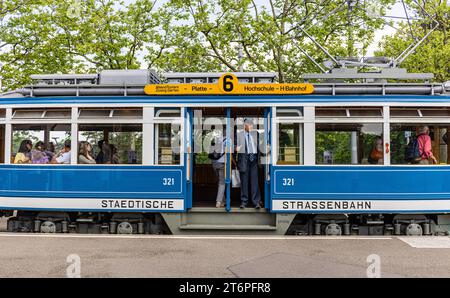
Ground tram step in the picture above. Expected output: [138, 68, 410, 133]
[179, 224, 277, 231]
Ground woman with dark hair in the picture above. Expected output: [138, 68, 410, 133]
[101, 143, 112, 164]
[14, 140, 32, 164]
[31, 141, 49, 164]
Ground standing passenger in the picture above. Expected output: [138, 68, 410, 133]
[209, 131, 227, 208]
[417, 126, 437, 165]
[236, 118, 261, 209]
[14, 140, 32, 164]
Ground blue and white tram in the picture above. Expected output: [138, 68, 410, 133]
[0, 69, 450, 235]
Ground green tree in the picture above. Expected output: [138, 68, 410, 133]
[0, 0, 398, 91]
[0, 0, 171, 90]
[376, 0, 450, 82]
[161, 0, 395, 82]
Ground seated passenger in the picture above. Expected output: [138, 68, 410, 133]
[78, 141, 96, 164]
[417, 126, 437, 165]
[31, 141, 49, 164]
[110, 144, 120, 164]
[368, 136, 383, 164]
[44, 142, 55, 161]
[95, 140, 106, 164]
[51, 140, 71, 164]
[14, 140, 32, 164]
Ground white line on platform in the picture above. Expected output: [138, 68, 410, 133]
[398, 237, 450, 248]
[0, 233, 393, 240]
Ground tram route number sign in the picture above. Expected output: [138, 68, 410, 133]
[144, 73, 314, 95]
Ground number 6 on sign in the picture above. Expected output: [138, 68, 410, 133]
[219, 73, 238, 93]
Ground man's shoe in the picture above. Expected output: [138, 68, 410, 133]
[216, 201, 222, 208]
[240, 204, 246, 209]
[255, 204, 261, 210]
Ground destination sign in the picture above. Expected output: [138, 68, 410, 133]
[144, 73, 314, 95]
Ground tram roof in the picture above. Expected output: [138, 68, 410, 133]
[0, 69, 449, 100]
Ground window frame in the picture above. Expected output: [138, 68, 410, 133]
[312, 105, 387, 167]
[272, 107, 305, 166]
[389, 105, 450, 166]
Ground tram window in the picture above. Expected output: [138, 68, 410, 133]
[78, 124, 142, 164]
[276, 108, 303, 117]
[0, 109, 5, 119]
[391, 107, 450, 118]
[390, 108, 420, 118]
[12, 109, 45, 119]
[316, 107, 383, 118]
[155, 123, 181, 165]
[79, 109, 111, 118]
[155, 108, 181, 118]
[420, 108, 450, 117]
[316, 108, 347, 118]
[112, 109, 142, 118]
[78, 108, 142, 119]
[0, 125, 4, 163]
[277, 123, 303, 165]
[390, 124, 450, 165]
[316, 123, 384, 165]
[12, 124, 71, 164]
[12, 108, 71, 119]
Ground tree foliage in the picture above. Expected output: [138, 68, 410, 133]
[376, 0, 450, 81]
[0, 0, 397, 91]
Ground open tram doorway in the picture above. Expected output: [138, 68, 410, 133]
[191, 107, 268, 209]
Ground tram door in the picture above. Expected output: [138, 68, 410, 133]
[188, 107, 270, 210]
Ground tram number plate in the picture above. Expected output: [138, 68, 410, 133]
[282, 178, 295, 186]
[162, 177, 175, 186]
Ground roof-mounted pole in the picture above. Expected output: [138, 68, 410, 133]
[394, 0, 440, 66]
[295, 44, 327, 73]
[299, 28, 340, 66]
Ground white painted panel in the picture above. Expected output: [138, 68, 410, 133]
[0, 197, 184, 211]
[272, 199, 450, 212]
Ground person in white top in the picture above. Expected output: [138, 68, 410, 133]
[51, 140, 71, 164]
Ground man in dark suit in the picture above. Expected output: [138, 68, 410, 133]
[236, 118, 261, 209]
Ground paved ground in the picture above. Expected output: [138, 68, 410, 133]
[1, 218, 450, 278]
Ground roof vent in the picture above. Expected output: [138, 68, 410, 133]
[162, 72, 277, 84]
[445, 81, 450, 93]
[99, 69, 160, 85]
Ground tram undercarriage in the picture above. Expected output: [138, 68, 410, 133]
[2, 210, 450, 236]
[5, 211, 170, 234]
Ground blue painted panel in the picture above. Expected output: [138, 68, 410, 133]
[272, 166, 450, 200]
[0, 165, 184, 199]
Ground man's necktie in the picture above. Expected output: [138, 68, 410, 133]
[247, 133, 255, 162]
